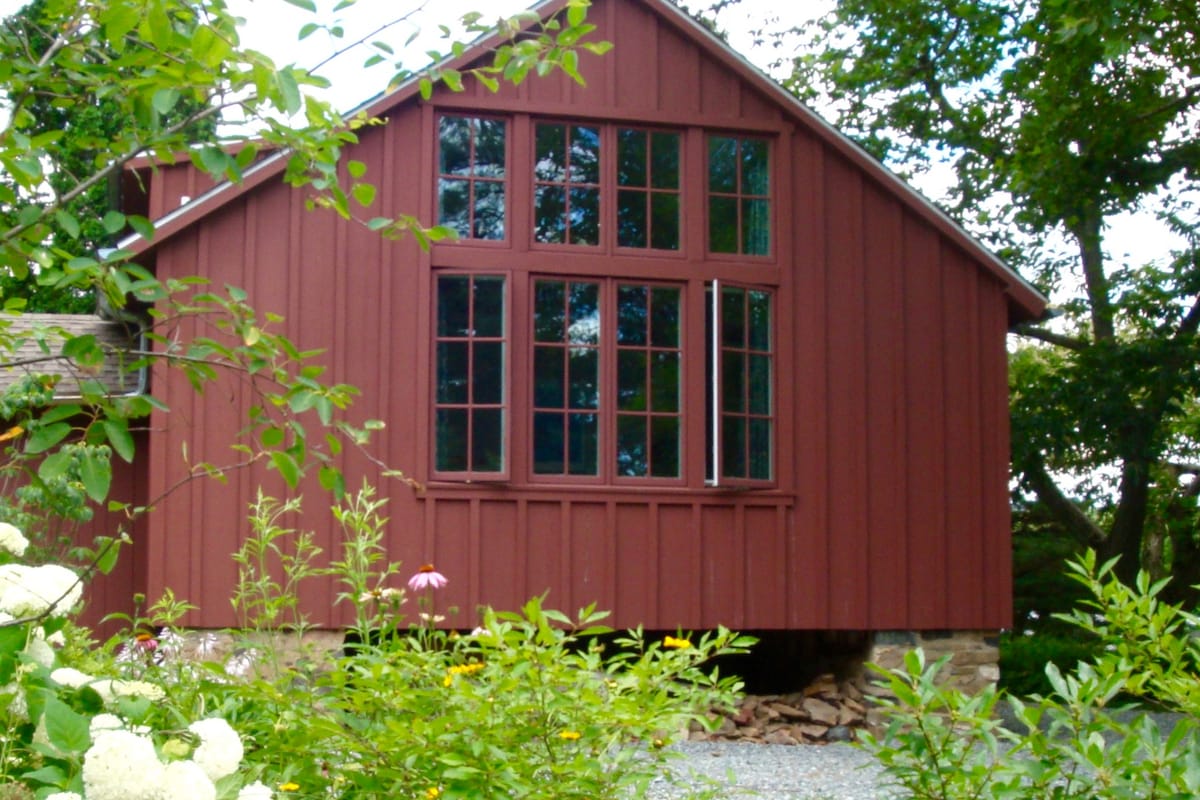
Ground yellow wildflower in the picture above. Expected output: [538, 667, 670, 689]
[425, 788, 441, 799]
[279, 782, 300, 792]
[663, 635, 691, 649]
[558, 730, 581, 741]
[0, 425, 23, 443]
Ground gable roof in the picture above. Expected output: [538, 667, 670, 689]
[117, 0, 1046, 322]
[1, 314, 143, 399]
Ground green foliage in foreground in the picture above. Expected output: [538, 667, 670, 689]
[865, 550, 1200, 799]
[0, 485, 752, 799]
[998, 633, 1101, 699]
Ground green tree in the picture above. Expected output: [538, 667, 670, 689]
[777, 0, 1200, 594]
[0, 0, 608, 548]
[0, 0, 217, 312]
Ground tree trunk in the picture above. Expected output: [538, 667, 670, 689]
[1071, 208, 1114, 343]
[1104, 458, 1151, 586]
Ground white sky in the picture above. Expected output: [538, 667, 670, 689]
[0, 0, 1183, 276]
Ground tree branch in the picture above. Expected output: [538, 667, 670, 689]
[1013, 324, 1089, 351]
[1019, 454, 1108, 548]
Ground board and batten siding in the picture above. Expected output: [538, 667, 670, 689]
[123, 0, 1020, 632]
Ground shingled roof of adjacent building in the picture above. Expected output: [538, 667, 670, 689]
[1, 314, 142, 399]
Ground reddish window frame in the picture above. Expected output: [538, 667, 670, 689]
[431, 271, 509, 480]
[528, 276, 687, 486]
[706, 135, 772, 257]
[436, 114, 509, 242]
[615, 127, 683, 253]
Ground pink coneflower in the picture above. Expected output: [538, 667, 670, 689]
[408, 564, 448, 591]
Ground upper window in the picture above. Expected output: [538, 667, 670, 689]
[708, 136, 770, 256]
[438, 116, 506, 240]
[616, 129, 681, 250]
[434, 274, 507, 475]
[533, 123, 601, 246]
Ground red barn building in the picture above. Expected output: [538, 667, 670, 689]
[75, 0, 1043, 670]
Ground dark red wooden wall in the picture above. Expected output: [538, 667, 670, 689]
[90, 0, 1036, 632]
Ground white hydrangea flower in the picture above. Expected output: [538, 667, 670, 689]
[163, 759, 217, 800]
[0, 564, 82, 618]
[0, 522, 28, 556]
[24, 636, 55, 667]
[46, 629, 65, 646]
[107, 679, 167, 703]
[237, 781, 274, 800]
[83, 730, 164, 800]
[5, 682, 28, 720]
[89, 713, 125, 739]
[50, 667, 95, 689]
[189, 717, 244, 781]
[45, 793, 83, 800]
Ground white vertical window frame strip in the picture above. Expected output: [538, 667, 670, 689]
[709, 279, 721, 487]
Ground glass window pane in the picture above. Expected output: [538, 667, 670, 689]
[568, 187, 600, 245]
[749, 418, 771, 480]
[439, 117, 471, 175]
[534, 281, 566, 342]
[650, 352, 679, 412]
[617, 129, 646, 187]
[534, 185, 566, 244]
[617, 285, 648, 345]
[708, 136, 737, 193]
[473, 342, 504, 404]
[722, 415, 746, 478]
[533, 346, 564, 408]
[617, 350, 647, 411]
[748, 290, 771, 350]
[617, 415, 647, 477]
[743, 198, 771, 256]
[741, 139, 769, 195]
[437, 276, 470, 336]
[650, 193, 679, 250]
[568, 347, 599, 409]
[709, 197, 738, 253]
[748, 354, 771, 415]
[436, 341, 468, 403]
[533, 412, 564, 474]
[650, 287, 680, 347]
[535, 123, 566, 182]
[568, 413, 598, 475]
[475, 119, 506, 177]
[650, 416, 680, 477]
[438, 178, 469, 237]
[721, 288, 745, 347]
[651, 132, 679, 190]
[473, 277, 505, 337]
[568, 282, 600, 344]
[472, 409, 504, 472]
[722, 350, 745, 412]
[473, 181, 505, 240]
[436, 409, 469, 471]
[570, 126, 601, 184]
[617, 189, 646, 248]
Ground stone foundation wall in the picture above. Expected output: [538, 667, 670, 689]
[867, 630, 1000, 694]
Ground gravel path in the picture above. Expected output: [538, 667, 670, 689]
[648, 742, 898, 799]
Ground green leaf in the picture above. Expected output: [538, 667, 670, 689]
[43, 698, 91, 754]
[93, 536, 123, 576]
[53, 209, 80, 239]
[26, 423, 72, 455]
[347, 160, 367, 179]
[351, 183, 376, 207]
[103, 419, 136, 462]
[127, 215, 155, 240]
[152, 88, 180, 115]
[79, 449, 112, 503]
[101, 211, 127, 234]
[261, 426, 285, 448]
[276, 69, 302, 115]
[270, 450, 301, 487]
[283, 0, 318, 10]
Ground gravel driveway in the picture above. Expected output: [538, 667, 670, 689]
[648, 741, 898, 799]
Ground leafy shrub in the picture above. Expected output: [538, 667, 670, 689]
[864, 549, 1200, 799]
[998, 631, 1101, 697]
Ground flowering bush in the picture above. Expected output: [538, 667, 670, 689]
[198, 487, 753, 799]
[0, 523, 272, 800]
